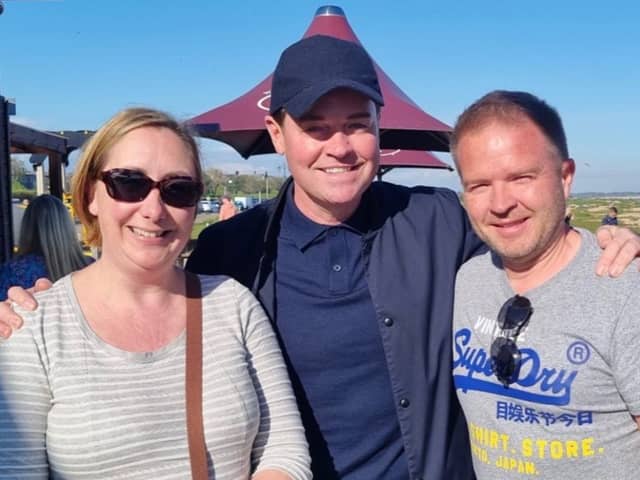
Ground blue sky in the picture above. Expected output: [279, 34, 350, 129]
[1, 0, 638, 193]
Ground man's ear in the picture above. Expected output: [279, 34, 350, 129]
[561, 158, 576, 199]
[265, 115, 286, 155]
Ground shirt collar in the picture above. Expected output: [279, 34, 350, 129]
[280, 185, 369, 250]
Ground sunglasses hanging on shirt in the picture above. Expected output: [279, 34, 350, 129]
[490, 294, 533, 386]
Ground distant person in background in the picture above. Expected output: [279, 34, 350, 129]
[219, 194, 237, 221]
[0, 194, 91, 301]
[602, 206, 619, 225]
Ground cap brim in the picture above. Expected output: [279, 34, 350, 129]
[283, 80, 384, 119]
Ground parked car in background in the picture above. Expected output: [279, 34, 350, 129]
[234, 196, 260, 211]
[209, 200, 221, 213]
[198, 198, 221, 214]
[198, 199, 212, 213]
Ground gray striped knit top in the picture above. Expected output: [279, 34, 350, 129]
[0, 274, 311, 479]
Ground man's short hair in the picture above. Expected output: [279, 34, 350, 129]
[450, 90, 569, 160]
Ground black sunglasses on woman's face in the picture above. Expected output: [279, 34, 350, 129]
[99, 168, 203, 208]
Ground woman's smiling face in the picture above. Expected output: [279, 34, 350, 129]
[89, 126, 198, 276]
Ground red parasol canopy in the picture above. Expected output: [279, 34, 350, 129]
[380, 149, 452, 170]
[189, 5, 452, 163]
[377, 149, 453, 180]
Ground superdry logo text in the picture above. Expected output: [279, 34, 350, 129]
[453, 328, 579, 406]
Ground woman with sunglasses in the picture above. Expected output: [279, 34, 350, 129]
[0, 108, 311, 480]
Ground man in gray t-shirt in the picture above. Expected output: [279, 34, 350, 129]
[449, 90, 640, 479]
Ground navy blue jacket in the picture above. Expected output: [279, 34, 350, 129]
[187, 179, 482, 480]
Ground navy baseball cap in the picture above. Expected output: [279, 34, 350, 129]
[269, 35, 384, 118]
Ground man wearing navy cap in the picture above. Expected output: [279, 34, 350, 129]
[192, 34, 480, 479]
[3, 34, 640, 480]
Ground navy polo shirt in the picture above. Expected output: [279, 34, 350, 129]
[274, 189, 409, 479]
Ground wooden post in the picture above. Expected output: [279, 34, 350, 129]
[0, 96, 14, 263]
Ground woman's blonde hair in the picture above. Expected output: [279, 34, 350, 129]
[72, 107, 202, 246]
[18, 194, 91, 281]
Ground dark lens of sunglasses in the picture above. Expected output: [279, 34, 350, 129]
[160, 178, 202, 207]
[107, 174, 153, 202]
[491, 337, 521, 385]
[498, 295, 532, 330]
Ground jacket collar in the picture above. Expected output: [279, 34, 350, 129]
[255, 178, 402, 287]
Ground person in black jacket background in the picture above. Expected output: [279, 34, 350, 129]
[602, 206, 619, 226]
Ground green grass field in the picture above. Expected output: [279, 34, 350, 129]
[568, 196, 640, 234]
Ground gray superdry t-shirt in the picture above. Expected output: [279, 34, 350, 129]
[453, 229, 640, 479]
